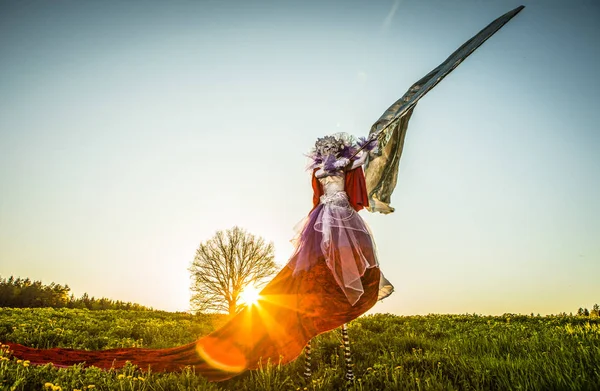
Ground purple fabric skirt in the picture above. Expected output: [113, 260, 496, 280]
[287, 191, 379, 305]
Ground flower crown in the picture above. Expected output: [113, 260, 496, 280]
[306, 132, 377, 170]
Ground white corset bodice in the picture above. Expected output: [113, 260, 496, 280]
[318, 174, 345, 195]
[318, 174, 347, 205]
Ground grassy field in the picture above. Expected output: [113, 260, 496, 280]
[0, 308, 599, 390]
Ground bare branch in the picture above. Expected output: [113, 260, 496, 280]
[189, 226, 278, 315]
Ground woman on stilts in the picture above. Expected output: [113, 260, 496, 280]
[298, 133, 393, 384]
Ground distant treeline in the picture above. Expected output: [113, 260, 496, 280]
[576, 305, 600, 317]
[0, 275, 152, 311]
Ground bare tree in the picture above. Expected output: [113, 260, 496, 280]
[189, 226, 278, 315]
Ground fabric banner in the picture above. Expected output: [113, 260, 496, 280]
[365, 5, 525, 213]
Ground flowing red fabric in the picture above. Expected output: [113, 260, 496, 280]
[5, 168, 380, 382]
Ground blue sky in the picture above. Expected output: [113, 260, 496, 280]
[1, 0, 598, 315]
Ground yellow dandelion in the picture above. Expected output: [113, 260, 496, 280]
[17, 359, 22, 364]
[127, 375, 132, 379]
[87, 386, 96, 389]
[117, 374, 125, 380]
[44, 383, 54, 389]
[137, 377, 145, 381]
[52, 386, 62, 391]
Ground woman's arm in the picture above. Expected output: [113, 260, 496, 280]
[315, 156, 350, 178]
[347, 151, 369, 171]
[314, 168, 331, 178]
[315, 152, 368, 177]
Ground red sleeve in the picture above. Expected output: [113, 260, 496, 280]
[345, 167, 369, 212]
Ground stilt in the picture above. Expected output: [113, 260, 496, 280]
[341, 323, 354, 382]
[303, 340, 312, 378]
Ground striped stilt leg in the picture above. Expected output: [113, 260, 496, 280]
[304, 340, 312, 378]
[341, 323, 355, 382]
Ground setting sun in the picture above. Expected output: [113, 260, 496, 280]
[239, 286, 261, 307]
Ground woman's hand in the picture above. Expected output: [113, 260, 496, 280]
[333, 157, 350, 170]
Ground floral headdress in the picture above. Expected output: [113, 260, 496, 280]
[307, 132, 377, 170]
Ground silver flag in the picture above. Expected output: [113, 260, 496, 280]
[365, 5, 525, 214]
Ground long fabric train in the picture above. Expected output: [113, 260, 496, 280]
[5, 168, 383, 382]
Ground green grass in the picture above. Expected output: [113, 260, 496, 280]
[1, 309, 599, 390]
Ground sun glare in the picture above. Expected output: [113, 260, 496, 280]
[239, 285, 261, 307]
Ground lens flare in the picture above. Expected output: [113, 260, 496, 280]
[239, 286, 261, 307]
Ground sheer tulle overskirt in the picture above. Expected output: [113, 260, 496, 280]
[288, 191, 378, 305]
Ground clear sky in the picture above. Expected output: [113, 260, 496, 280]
[1, 0, 598, 315]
